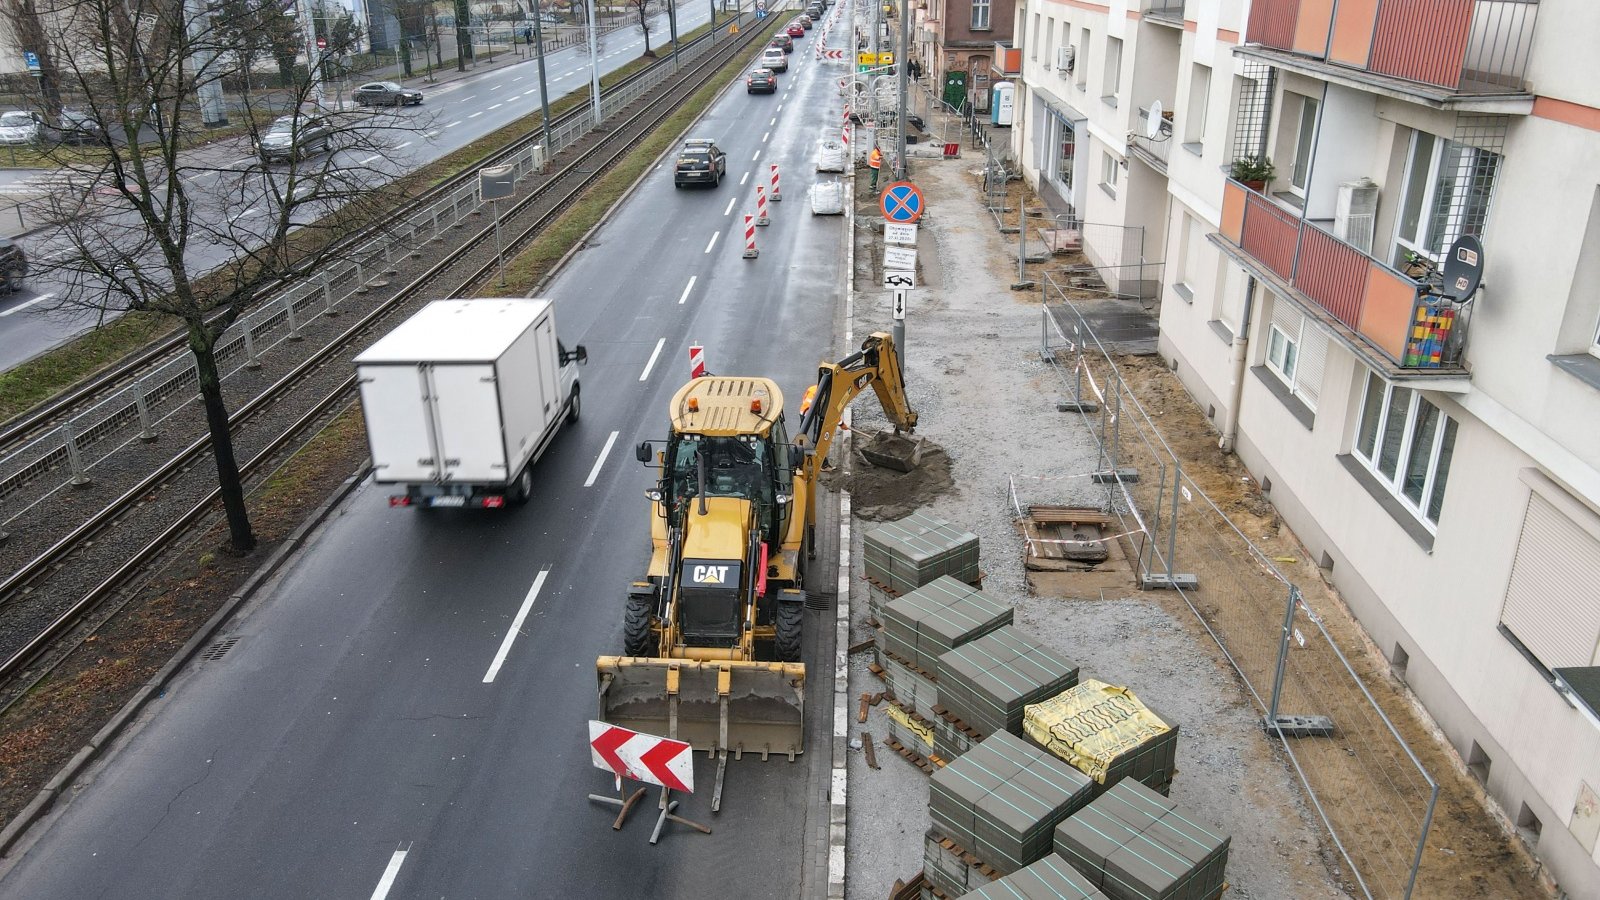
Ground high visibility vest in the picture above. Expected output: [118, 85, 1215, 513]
[868, 149, 883, 169]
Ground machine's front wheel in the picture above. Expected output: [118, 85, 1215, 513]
[775, 602, 803, 662]
[624, 592, 655, 657]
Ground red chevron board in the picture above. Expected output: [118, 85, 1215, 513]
[588, 721, 694, 793]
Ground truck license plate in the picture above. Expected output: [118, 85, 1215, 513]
[430, 496, 466, 507]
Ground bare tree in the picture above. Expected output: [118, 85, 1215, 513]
[624, 0, 659, 56]
[23, 0, 433, 554]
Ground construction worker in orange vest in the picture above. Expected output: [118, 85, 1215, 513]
[868, 145, 883, 193]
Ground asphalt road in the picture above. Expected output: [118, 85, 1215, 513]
[0, 16, 856, 899]
[0, 2, 728, 374]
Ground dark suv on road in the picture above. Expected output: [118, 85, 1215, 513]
[747, 68, 777, 94]
[0, 238, 27, 292]
[673, 139, 727, 188]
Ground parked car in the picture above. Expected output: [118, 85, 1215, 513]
[747, 68, 778, 94]
[257, 114, 334, 163]
[0, 237, 27, 292]
[56, 109, 105, 146]
[770, 33, 793, 52]
[0, 111, 44, 145]
[761, 46, 788, 72]
[673, 138, 727, 188]
[353, 81, 424, 107]
[785, 22, 805, 37]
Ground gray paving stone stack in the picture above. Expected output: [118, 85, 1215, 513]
[1023, 680, 1180, 799]
[928, 731, 1096, 889]
[880, 577, 1013, 720]
[924, 829, 999, 897]
[935, 626, 1081, 759]
[864, 512, 982, 621]
[1053, 780, 1230, 900]
[956, 853, 1112, 899]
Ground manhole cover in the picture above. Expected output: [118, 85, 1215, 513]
[200, 637, 239, 661]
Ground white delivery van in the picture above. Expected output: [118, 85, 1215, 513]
[354, 298, 587, 508]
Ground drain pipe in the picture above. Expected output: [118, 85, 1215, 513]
[1218, 277, 1257, 453]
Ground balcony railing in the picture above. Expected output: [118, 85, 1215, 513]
[1245, 0, 1538, 94]
[1145, 0, 1186, 20]
[1131, 107, 1173, 168]
[1220, 180, 1469, 370]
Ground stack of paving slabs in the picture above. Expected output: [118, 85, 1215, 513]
[1052, 779, 1229, 900]
[935, 626, 1081, 760]
[956, 853, 1112, 900]
[1023, 680, 1179, 798]
[927, 731, 1095, 895]
[885, 694, 940, 766]
[864, 512, 982, 621]
[880, 577, 1013, 720]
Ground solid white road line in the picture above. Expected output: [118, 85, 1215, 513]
[739, 172, 749, 185]
[585, 432, 619, 488]
[723, 196, 736, 216]
[369, 848, 409, 900]
[640, 337, 666, 382]
[483, 570, 549, 683]
[704, 231, 720, 254]
[679, 275, 696, 305]
[0, 292, 52, 317]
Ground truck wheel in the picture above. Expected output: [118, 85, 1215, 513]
[624, 592, 655, 657]
[567, 385, 581, 423]
[510, 467, 533, 505]
[775, 602, 803, 662]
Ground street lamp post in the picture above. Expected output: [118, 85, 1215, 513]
[587, 0, 603, 125]
[530, 9, 554, 156]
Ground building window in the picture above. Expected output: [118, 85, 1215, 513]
[1392, 130, 1501, 267]
[1102, 37, 1122, 104]
[1031, 13, 1040, 59]
[1076, 28, 1090, 90]
[971, 0, 991, 31]
[1185, 64, 1211, 146]
[1353, 371, 1458, 527]
[1043, 18, 1053, 70]
[1100, 151, 1119, 197]
[1499, 487, 1600, 672]
[1178, 213, 1206, 290]
[1054, 116, 1076, 197]
[1288, 94, 1318, 196]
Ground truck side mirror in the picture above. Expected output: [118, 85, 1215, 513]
[561, 344, 589, 366]
[635, 441, 653, 463]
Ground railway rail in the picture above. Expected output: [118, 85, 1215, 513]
[0, 15, 774, 713]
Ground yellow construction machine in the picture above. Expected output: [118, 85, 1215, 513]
[596, 333, 918, 768]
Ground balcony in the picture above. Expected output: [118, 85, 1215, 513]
[1130, 107, 1173, 171]
[1217, 180, 1470, 378]
[1145, 0, 1186, 25]
[1244, 0, 1537, 101]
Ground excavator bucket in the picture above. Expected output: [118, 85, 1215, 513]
[859, 430, 925, 473]
[596, 657, 807, 760]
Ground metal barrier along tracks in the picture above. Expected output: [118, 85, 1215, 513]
[0, 19, 769, 703]
[0, 23, 732, 455]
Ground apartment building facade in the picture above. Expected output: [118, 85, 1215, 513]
[1012, 1, 1600, 895]
[911, 0, 1018, 110]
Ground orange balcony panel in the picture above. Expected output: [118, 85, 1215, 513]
[1328, 0, 1378, 67]
[1221, 182, 1247, 244]
[1369, 0, 1473, 90]
[1357, 264, 1416, 362]
[1246, 0, 1298, 50]
[1240, 192, 1299, 282]
[1292, 0, 1335, 57]
[1295, 224, 1367, 328]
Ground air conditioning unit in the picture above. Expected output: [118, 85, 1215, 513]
[1334, 177, 1379, 254]
[1058, 46, 1075, 74]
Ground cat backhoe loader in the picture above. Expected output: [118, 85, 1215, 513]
[596, 333, 918, 767]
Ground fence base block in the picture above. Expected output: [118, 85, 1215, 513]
[1140, 572, 1199, 590]
[1057, 399, 1100, 413]
[1092, 467, 1139, 484]
[1263, 714, 1336, 738]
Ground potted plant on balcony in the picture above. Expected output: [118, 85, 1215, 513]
[1230, 155, 1275, 192]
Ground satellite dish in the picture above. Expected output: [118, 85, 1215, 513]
[1146, 101, 1164, 140]
[1439, 235, 1484, 303]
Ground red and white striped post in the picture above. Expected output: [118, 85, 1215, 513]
[769, 164, 782, 201]
[841, 125, 850, 157]
[755, 185, 771, 226]
[742, 214, 758, 258]
[689, 344, 706, 378]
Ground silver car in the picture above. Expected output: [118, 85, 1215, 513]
[257, 114, 334, 163]
[0, 110, 43, 145]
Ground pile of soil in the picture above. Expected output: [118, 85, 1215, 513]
[822, 438, 954, 521]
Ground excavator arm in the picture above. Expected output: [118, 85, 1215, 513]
[794, 332, 917, 480]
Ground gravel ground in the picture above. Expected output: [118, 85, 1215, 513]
[839, 158, 1348, 899]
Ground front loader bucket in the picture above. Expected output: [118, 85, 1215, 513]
[597, 657, 806, 760]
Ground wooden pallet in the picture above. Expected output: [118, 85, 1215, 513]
[883, 736, 947, 773]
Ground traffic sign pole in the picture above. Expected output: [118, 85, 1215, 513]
[892, 289, 907, 365]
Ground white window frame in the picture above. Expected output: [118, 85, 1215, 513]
[1031, 13, 1040, 60]
[1076, 27, 1090, 90]
[972, 0, 991, 31]
[1352, 370, 1459, 530]
[1100, 150, 1119, 197]
[1102, 36, 1122, 104]
[1184, 63, 1211, 146]
[1043, 18, 1054, 72]
[1288, 94, 1318, 197]
[1266, 322, 1300, 386]
[1393, 130, 1499, 266]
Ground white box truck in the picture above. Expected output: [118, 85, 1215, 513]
[354, 298, 587, 508]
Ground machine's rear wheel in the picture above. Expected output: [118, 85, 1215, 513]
[775, 602, 803, 662]
[624, 592, 655, 657]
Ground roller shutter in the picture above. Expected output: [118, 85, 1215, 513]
[1500, 493, 1600, 668]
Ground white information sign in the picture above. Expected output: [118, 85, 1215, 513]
[883, 246, 917, 271]
[883, 270, 916, 289]
[892, 290, 907, 321]
[883, 223, 918, 246]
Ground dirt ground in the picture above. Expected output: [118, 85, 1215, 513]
[842, 114, 1547, 899]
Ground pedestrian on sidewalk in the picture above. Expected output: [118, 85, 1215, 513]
[868, 145, 883, 193]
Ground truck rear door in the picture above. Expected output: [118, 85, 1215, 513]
[358, 364, 439, 483]
[429, 363, 509, 483]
